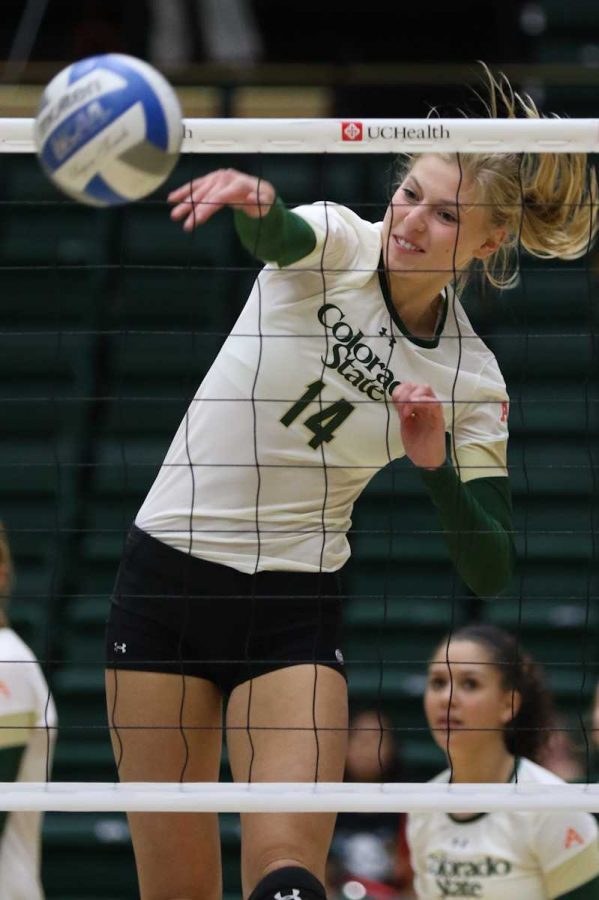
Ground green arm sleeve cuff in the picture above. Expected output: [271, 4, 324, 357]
[556, 874, 599, 899]
[234, 196, 317, 266]
[0, 745, 26, 836]
[420, 463, 515, 598]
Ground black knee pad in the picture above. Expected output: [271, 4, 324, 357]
[248, 865, 327, 900]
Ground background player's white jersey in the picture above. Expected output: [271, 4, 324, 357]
[407, 758, 599, 899]
[137, 203, 509, 573]
[0, 628, 57, 900]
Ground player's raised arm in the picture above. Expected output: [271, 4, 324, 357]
[168, 167, 318, 266]
[168, 168, 276, 229]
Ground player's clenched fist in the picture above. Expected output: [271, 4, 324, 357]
[392, 382, 446, 470]
[168, 168, 276, 231]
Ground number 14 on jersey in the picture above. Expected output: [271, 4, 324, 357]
[281, 380, 355, 449]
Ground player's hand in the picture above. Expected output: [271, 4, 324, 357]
[168, 168, 276, 231]
[392, 382, 446, 469]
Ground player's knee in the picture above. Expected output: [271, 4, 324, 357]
[248, 865, 327, 900]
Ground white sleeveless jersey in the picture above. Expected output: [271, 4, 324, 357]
[0, 628, 57, 900]
[136, 202, 509, 573]
[407, 758, 599, 899]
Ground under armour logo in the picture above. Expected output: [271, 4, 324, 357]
[274, 891, 302, 900]
[378, 326, 396, 348]
[113, 642, 127, 654]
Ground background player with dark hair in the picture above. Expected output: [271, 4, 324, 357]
[408, 623, 599, 898]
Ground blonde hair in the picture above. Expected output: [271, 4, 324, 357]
[399, 64, 598, 290]
[0, 521, 14, 626]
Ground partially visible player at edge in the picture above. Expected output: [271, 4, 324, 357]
[104, 66, 598, 900]
[0, 522, 57, 900]
[409, 624, 599, 899]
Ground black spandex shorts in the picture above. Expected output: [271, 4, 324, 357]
[105, 524, 346, 695]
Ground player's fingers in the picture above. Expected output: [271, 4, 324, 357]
[172, 176, 243, 229]
[167, 175, 212, 203]
[391, 382, 418, 404]
[201, 174, 275, 215]
[170, 199, 195, 221]
[168, 169, 240, 203]
[182, 201, 223, 230]
[180, 178, 275, 230]
[167, 182, 194, 203]
[391, 382, 426, 418]
[178, 181, 251, 230]
[409, 388, 439, 407]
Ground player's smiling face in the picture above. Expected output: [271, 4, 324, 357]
[424, 639, 520, 754]
[382, 155, 503, 285]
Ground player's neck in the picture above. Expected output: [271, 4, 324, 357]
[388, 280, 445, 339]
[448, 747, 516, 785]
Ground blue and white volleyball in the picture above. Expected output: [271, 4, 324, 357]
[34, 54, 183, 207]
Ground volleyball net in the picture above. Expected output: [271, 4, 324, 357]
[0, 116, 597, 818]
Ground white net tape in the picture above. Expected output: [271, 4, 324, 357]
[2, 116, 599, 153]
[2, 782, 599, 813]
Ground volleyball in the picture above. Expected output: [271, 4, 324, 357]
[33, 53, 183, 207]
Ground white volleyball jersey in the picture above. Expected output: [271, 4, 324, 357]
[0, 628, 57, 900]
[407, 758, 599, 899]
[136, 202, 509, 573]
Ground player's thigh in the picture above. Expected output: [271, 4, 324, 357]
[106, 668, 223, 900]
[226, 664, 348, 892]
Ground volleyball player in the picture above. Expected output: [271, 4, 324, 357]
[408, 624, 599, 898]
[105, 68, 598, 900]
[0, 522, 57, 899]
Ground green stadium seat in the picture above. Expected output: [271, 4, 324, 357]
[109, 268, 244, 334]
[508, 436, 596, 497]
[108, 329, 224, 382]
[0, 268, 101, 329]
[0, 203, 109, 266]
[0, 155, 62, 202]
[493, 329, 594, 381]
[507, 380, 598, 436]
[258, 155, 321, 206]
[51, 739, 117, 784]
[492, 264, 597, 323]
[43, 811, 242, 899]
[42, 812, 138, 898]
[117, 201, 235, 267]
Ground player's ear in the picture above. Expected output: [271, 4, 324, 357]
[472, 227, 506, 260]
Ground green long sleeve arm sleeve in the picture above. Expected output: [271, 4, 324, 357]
[233, 196, 317, 266]
[420, 463, 515, 598]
